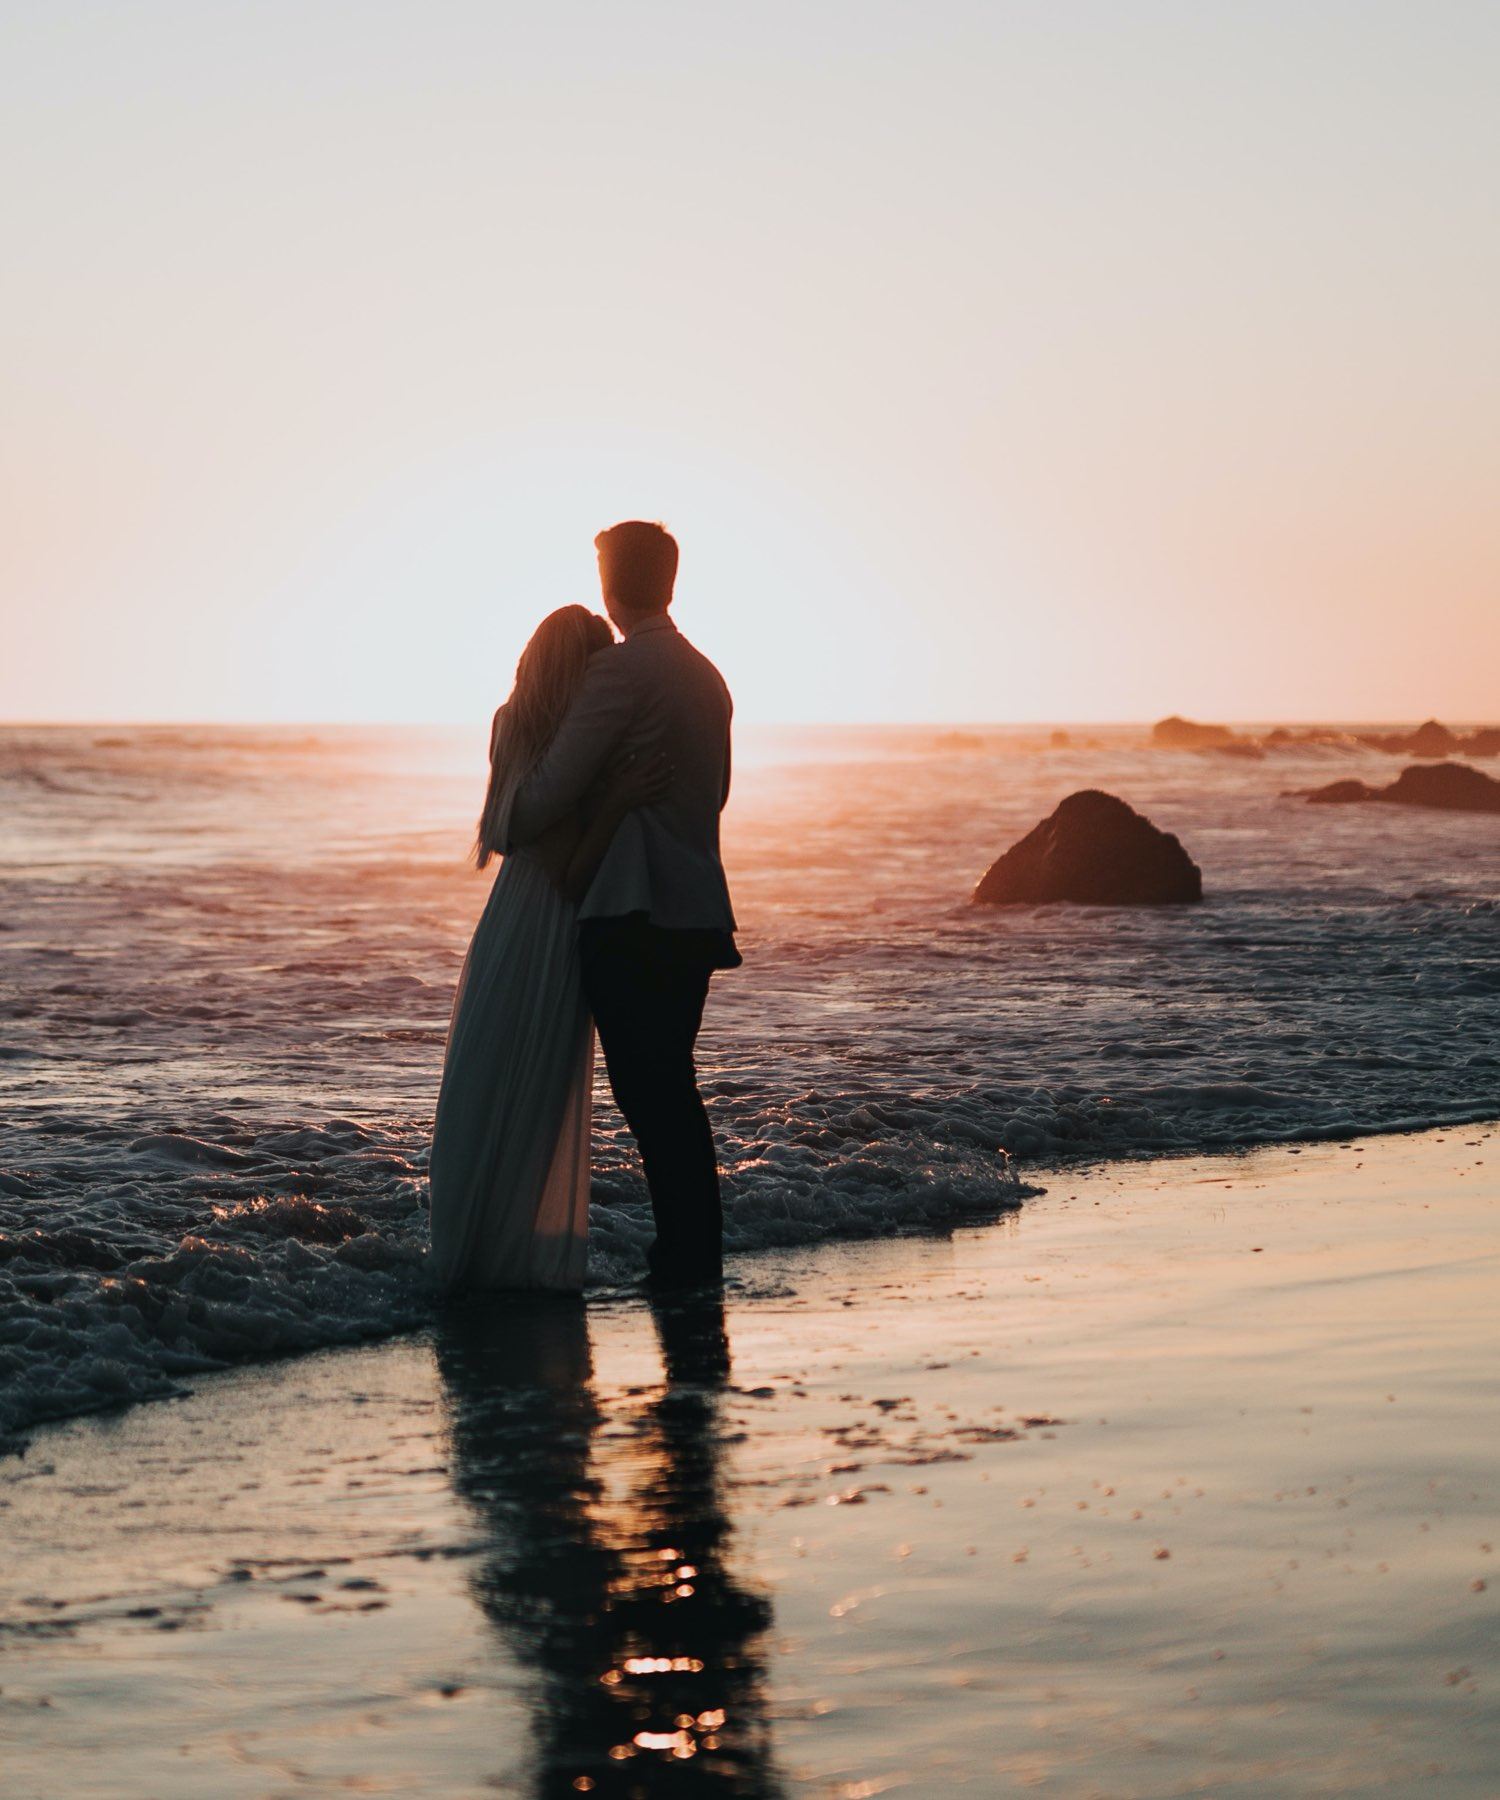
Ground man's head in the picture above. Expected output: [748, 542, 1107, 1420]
[595, 520, 678, 630]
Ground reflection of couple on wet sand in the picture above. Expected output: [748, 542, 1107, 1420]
[428, 520, 738, 1294]
[437, 1294, 779, 1794]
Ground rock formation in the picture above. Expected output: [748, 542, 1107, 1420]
[1153, 717, 1500, 759]
[1356, 720, 1500, 758]
[1298, 762, 1500, 813]
[1303, 778, 1379, 805]
[1151, 715, 1237, 750]
[973, 790, 1204, 905]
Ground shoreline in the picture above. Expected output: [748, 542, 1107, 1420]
[4, 1124, 1498, 1796]
[9, 1106, 1500, 1462]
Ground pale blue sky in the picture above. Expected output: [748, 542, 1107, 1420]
[3, 1, 1497, 722]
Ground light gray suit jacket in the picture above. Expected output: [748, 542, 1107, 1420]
[508, 614, 737, 931]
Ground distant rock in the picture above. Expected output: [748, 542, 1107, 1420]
[1154, 717, 1500, 760]
[1355, 718, 1459, 758]
[1356, 720, 1500, 758]
[973, 790, 1204, 905]
[1409, 720, 1459, 756]
[1381, 763, 1500, 812]
[1298, 762, 1500, 814]
[1151, 715, 1237, 750]
[1302, 778, 1379, 805]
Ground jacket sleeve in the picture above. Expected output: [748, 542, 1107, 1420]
[719, 681, 734, 810]
[506, 649, 638, 846]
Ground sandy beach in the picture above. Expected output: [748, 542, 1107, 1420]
[3, 1125, 1496, 1797]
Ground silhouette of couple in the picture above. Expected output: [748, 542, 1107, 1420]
[428, 522, 737, 1294]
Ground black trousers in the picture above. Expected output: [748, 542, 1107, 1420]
[580, 918, 734, 1285]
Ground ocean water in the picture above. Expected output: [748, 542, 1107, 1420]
[2, 721, 1497, 1447]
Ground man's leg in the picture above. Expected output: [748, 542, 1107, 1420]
[583, 933, 723, 1284]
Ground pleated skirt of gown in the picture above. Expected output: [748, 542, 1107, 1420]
[428, 849, 593, 1292]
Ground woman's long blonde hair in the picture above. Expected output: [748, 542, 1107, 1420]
[474, 605, 612, 869]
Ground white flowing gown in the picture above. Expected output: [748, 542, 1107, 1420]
[428, 840, 593, 1293]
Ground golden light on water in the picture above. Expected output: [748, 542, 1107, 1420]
[632, 1729, 697, 1754]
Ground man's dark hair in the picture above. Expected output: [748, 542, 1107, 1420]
[595, 520, 679, 614]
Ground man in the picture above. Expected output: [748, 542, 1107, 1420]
[509, 521, 738, 1288]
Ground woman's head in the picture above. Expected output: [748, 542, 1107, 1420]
[475, 606, 612, 867]
[510, 604, 612, 721]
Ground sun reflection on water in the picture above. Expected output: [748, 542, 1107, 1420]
[437, 1294, 780, 1795]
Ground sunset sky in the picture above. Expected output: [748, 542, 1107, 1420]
[4, 1, 1497, 726]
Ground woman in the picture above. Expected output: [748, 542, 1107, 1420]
[428, 605, 667, 1292]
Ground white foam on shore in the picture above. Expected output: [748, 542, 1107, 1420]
[0, 1107, 1041, 1450]
[10, 1073, 1500, 1451]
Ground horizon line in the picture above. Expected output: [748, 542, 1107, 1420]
[1, 713, 1489, 733]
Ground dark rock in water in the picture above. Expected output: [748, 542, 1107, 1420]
[1151, 715, 1236, 750]
[1298, 762, 1500, 813]
[1303, 778, 1380, 805]
[973, 790, 1204, 905]
[1356, 719, 1500, 758]
[1381, 763, 1500, 812]
[1357, 722, 1440, 755]
[1406, 719, 1459, 757]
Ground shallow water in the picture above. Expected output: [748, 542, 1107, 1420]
[1, 721, 1497, 1443]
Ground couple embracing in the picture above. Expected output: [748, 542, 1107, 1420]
[427, 521, 738, 1295]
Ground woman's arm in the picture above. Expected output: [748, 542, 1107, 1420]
[558, 750, 672, 904]
[509, 651, 637, 846]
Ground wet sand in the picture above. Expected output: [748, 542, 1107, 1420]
[3, 1127, 1498, 1797]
